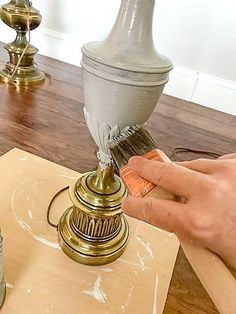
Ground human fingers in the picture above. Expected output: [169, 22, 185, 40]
[176, 158, 220, 174]
[218, 153, 236, 160]
[122, 196, 185, 233]
[178, 158, 236, 179]
[128, 156, 205, 197]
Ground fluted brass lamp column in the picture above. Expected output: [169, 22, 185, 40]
[58, 0, 172, 266]
[58, 164, 129, 265]
[0, 0, 45, 85]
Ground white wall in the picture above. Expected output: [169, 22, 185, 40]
[0, 0, 236, 115]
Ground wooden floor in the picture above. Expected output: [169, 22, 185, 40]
[0, 44, 235, 313]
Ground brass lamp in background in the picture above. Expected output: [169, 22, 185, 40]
[0, 0, 45, 85]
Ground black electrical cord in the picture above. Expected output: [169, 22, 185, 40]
[171, 147, 222, 160]
[47, 186, 69, 230]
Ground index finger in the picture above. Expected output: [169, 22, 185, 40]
[122, 196, 186, 234]
[218, 153, 236, 160]
[128, 156, 206, 198]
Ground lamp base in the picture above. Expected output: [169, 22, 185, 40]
[0, 63, 45, 86]
[57, 166, 129, 266]
[58, 207, 129, 266]
[0, 1, 44, 86]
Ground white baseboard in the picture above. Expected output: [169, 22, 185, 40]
[165, 68, 236, 116]
[1, 26, 236, 116]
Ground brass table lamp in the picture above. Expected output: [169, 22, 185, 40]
[0, 0, 45, 85]
[58, 0, 172, 266]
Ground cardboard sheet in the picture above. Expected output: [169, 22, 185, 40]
[0, 148, 179, 314]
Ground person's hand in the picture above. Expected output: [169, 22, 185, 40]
[122, 152, 236, 270]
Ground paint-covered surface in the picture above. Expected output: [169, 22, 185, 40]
[0, 148, 179, 314]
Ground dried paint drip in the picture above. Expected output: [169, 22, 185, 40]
[82, 275, 107, 303]
[121, 286, 134, 312]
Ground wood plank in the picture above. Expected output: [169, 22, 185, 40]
[0, 148, 180, 314]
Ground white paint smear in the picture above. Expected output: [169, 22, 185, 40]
[6, 282, 13, 289]
[28, 210, 33, 220]
[136, 235, 154, 259]
[57, 174, 77, 180]
[101, 268, 114, 273]
[159, 233, 176, 248]
[18, 219, 32, 232]
[121, 286, 134, 312]
[33, 235, 61, 250]
[19, 157, 28, 161]
[119, 258, 149, 271]
[82, 275, 107, 303]
[11, 182, 60, 250]
[137, 253, 146, 271]
[44, 305, 54, 313]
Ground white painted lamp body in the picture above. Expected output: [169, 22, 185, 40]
[81, 0, 173, 165]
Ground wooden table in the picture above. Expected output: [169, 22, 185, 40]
[0, 44, 235, 313]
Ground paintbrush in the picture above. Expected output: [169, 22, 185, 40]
[109, 124, 177, 200]
[108, 124, 236, 314]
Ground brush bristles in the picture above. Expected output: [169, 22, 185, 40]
[108, 124, 157, 171]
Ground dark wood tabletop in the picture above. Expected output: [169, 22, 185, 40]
[0, 43, 235, 313]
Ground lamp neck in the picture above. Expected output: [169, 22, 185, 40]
[11, 0, 30, 7]
[106, 0, 156, 48]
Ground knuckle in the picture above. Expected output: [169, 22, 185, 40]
[154, 162, 172, 185]
[187, 212, 201, 233]
[198, 176, 216, 195]
[142, 198, 154, 224]
[218, 160, 236, 172]
[136, 159, 157, 178]
[185, 211, 218, 245]
[226, 159, 236, 170]
[129, 156, 145, 171]
[200, 176, 228, 199]
[185, 211, 204, 240]
[185, 158, 205, 168]
[213, 181, 229, 199]
[205, 227, 219, 245]
[187, 160, 198, 168]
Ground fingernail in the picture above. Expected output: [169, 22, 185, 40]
[128, 156, 142, 167]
